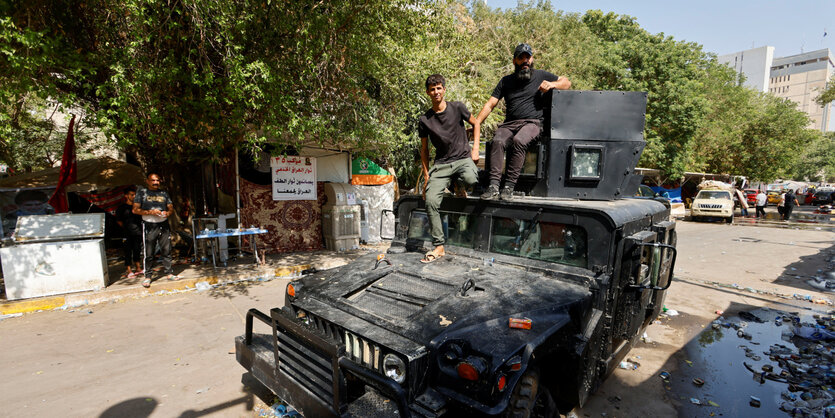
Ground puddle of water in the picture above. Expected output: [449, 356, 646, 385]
[672, 308, 834, 417]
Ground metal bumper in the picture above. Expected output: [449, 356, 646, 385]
[236, 308, 412, 418]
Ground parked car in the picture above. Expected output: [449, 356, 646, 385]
[744, 189, 758, 206]
[636, 184, 656, 197]
[804, 190, 816, 205]
[767, 191, 783, 205]
[691, 189, 734, 223]
[812, 191, 835, 205]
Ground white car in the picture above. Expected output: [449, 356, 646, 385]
[691, 189, 734, 223]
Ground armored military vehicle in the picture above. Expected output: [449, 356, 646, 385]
[236, 91, 677, 417]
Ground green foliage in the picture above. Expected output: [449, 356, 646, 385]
[0, 0, 821, 186]
[816, 74, 835, 106]
[794, 132, 835, 183]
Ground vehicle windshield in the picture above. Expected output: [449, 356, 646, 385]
[408, 211, 475, 248]
[490, 217, 587, 268]
[696, 191, 731, 200]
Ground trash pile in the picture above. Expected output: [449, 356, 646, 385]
[716, 309, 835, 416]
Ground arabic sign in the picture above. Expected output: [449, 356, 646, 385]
[270, 156, 317, 201]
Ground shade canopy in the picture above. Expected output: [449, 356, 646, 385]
[0, 157, 146, 192]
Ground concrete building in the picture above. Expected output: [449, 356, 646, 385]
[718, 46, 774, 92]
[769, 48, 834, 132]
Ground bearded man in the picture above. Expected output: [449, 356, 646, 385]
[476, 43, 571, 200]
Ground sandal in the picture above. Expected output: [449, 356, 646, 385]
[420, 250, 444, 263]
[127, 272, 136, 279]
[142, 278, 151, 288]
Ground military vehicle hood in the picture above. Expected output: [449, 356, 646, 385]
[295, 252, 592, 347]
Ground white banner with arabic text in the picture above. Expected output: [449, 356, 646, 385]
[270, 156, 317, 201]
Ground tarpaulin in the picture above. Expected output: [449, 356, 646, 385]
[649, 186, 683, 203]
[0, 156, 145, 193]
[77, 186, 133, 214]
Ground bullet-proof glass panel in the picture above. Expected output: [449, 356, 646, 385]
[490, 217, 587, 268]
[569, 146, 602, 180]
[407, 210, 475, 249]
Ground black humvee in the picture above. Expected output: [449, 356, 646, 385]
[236, 91, 677, 417]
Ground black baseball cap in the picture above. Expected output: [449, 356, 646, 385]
[514, 43, 533, 58]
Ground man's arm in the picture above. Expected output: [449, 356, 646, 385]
[420, 137, 430, 196]
[132, 197, 162, 216]
[539, 76, 572, 93]
[475, 96, 500, 124]
[467, 114, 480, 162]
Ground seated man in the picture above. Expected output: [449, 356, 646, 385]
[418, 74, 480, 263]
[476, 43, 571, 200]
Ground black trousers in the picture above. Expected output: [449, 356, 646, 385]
[755, 205, 766, 218]
[488, 119, 541, 188]
[124, 233, 143, 267]
[143, 221, 172, 276]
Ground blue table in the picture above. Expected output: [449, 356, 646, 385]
[195, 228, 269, 267]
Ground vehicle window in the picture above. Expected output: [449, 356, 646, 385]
[408, 210, 475, 248]
[696, 191, 731, 200]
[490, 217, 587, 268]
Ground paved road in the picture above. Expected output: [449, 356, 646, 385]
[1, 221, 832, 417]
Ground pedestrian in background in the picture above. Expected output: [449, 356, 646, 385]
[777, 191, 786, 219]
[116, 188, 143, 278]
[782, 189, 800, 221]
[734, 189, 749, 217]
[755, 189, 767, 218]
[133, 173, 177, 287]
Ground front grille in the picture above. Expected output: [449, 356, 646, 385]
[344, 330, 382, 372]
[698, 204, 723, 209]
[277, 327, 336, 405]
[300, 310, 383, 373]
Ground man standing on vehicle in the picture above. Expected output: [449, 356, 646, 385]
[133, 173, 177, 287]
[418, 74, 481, 263]
[755, 189, 767, 218]
[476, 43, 571, 200]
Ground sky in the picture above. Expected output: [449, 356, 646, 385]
[482, 0, 835, 58]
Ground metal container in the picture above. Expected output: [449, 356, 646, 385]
[1, 213, 108, 300]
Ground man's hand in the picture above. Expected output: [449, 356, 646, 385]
[538, 80, 555, 93]
[471, 148, 480, 163]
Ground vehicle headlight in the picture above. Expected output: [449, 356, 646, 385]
[383, 354, 407, 384]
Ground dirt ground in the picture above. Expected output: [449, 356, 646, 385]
[0, 221, 832, 417]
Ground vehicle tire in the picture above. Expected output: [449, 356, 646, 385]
[725, 216, 733, 224]
[504, 369, 557, 418]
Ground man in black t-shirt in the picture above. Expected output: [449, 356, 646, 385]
[116, 188, 143, 278]
[476, 43, 571, 200]
[418, 74, 481, 263]
[133, 173, 176, 287]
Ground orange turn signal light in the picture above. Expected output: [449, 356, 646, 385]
[457, 362, 479, 381]
[287, 284, 296, 298]
[509, 317, 532, 330]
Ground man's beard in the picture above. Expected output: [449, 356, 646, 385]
[514, 62, 533, 80]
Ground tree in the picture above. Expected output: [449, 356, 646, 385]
[2, 0, 442, 169]
[815, 74, 835, 107]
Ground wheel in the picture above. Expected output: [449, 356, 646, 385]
[725, 216, 733, 224]
[504, 369, 557, 418]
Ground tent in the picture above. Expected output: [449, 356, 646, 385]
[0, 156, 145, 192]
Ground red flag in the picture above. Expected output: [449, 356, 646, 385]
[48, 115, 77, 213]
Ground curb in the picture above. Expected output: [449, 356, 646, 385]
[0, 264, 310, 316]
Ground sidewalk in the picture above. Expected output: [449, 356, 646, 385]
[0, 242, 390, 316]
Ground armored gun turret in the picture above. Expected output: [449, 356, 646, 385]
[235, 91, 677, 417]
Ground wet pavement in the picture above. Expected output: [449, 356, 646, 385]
[671, 307, 835, 417]
[688, 206, 835, 231]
